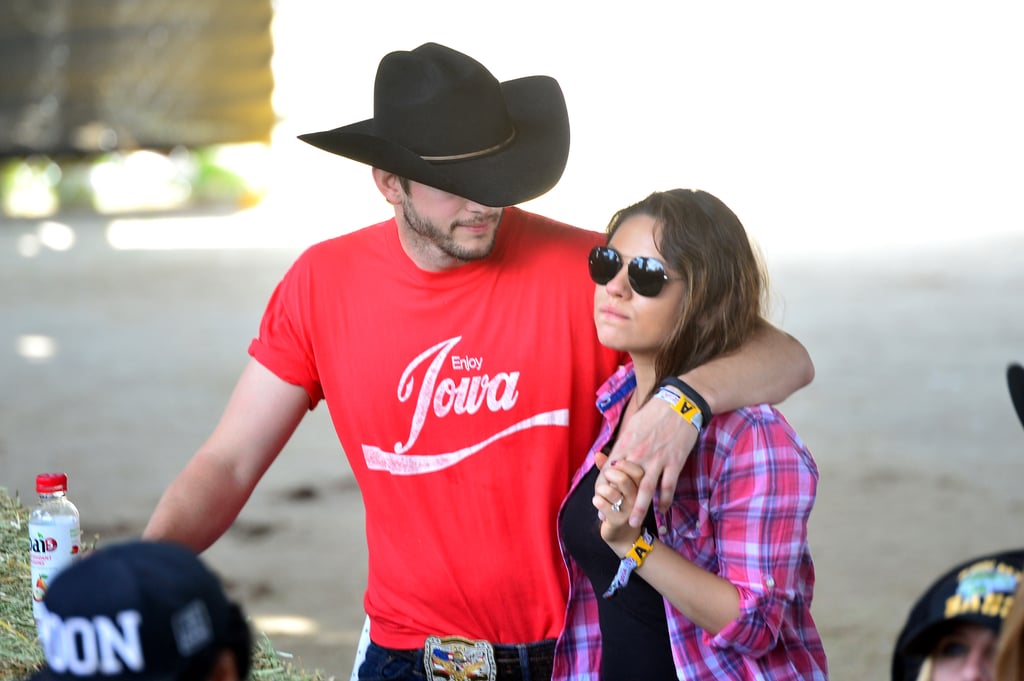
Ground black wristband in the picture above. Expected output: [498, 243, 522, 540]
[658, 377, 713, 422]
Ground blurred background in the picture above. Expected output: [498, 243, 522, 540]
[2, 1, 1023, 678]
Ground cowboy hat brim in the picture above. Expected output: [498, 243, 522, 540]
[298, 75, 569, 208]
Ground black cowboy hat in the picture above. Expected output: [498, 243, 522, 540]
[298, 42, 570, 208]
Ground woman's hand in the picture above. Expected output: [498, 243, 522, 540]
[593, 452, 649, 556]
[601, 398, 696, 527]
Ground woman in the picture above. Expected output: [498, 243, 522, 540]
[891, 549, 1024, 681]
[552, 189, 827, 680]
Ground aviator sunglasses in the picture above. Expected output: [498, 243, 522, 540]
[588, 245, 678, 297]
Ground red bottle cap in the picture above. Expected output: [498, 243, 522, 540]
[36, 472, 69, 494]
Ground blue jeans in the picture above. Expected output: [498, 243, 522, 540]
[357, 642, 425, 681]
[357, 640, 556, 681]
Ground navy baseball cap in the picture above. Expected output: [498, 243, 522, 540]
[29, 540, 250, 681]
[892, 548, 1024, 681]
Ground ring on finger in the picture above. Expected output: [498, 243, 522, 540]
[611, 498, 623, 512]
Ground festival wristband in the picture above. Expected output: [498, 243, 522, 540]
[656, 377, 713, 430]
[654, 386, 703, 431]
[602, 528, 655, 598]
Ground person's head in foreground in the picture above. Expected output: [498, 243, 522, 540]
[591, 188, 767, 383]
[892, 549, 1024, 681]
[28, 540, 252, 681]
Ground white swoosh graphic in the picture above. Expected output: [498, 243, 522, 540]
[361, 409, 569, 475]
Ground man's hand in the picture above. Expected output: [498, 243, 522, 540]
[601, 397, 697, 527]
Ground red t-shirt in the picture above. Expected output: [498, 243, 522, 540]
[250, 207, 622, 648]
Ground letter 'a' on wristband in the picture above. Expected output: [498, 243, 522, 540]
[656, 377, 713, 430]
[602, 528, 655, 598]
[654, 386, 703, 431]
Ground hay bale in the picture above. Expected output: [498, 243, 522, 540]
[0, 488, 327, 681]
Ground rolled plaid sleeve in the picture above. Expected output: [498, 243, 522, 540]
[702, 406, 820, 657]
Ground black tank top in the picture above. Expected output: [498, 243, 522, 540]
[560, 463, 677, 679]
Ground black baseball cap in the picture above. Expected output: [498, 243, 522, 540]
[29, 540, 251, 681]
[892, 548, 1024, 681]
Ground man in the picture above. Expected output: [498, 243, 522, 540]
[144, 43, 812, 680]
[27, 540, 252, 681]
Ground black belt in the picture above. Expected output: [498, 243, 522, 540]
[373, 637, 556, 681]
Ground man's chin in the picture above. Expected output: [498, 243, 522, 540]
[452, 244, 495, 262]
[449, 233, 497, 261]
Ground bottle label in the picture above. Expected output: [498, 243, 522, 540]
[29, 517, 81, 619]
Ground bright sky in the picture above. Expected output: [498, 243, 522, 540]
[263, 0, 1023, 259]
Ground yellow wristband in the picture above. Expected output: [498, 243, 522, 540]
[602, 528, 656, 598]
[654, 386, 704, 431]
[626, 527, 655, 568]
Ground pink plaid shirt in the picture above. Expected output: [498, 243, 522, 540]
[552, 364, 829, 680]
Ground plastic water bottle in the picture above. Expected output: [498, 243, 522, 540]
[28, 472, 81, 626]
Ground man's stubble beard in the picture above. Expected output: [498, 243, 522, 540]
[402, 194, 499, 263]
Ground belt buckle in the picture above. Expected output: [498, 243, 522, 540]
[423, 635, 497, 681]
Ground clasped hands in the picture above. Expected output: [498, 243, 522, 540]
[594, 396, 697, 535]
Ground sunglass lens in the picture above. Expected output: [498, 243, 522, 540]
[628, 257, 668, 296]
[588, 246, 622, 285]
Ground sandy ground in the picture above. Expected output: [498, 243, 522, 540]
[2, 206, 1023, 681]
